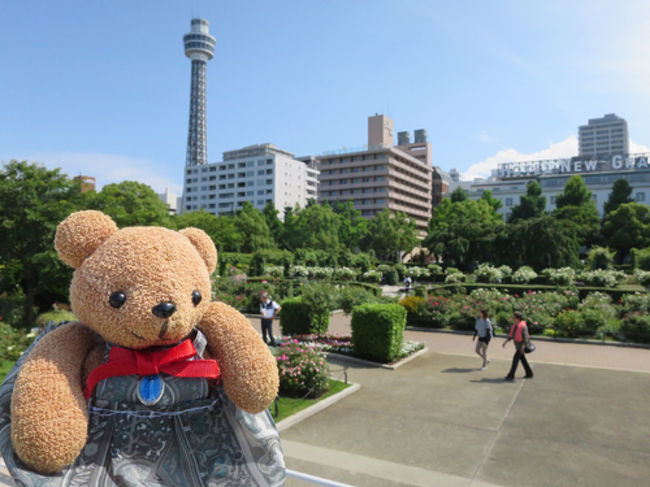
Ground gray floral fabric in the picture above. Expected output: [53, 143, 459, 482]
[0, 324, 286, 487]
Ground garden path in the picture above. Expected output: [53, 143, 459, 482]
[273, 312, 650, 486]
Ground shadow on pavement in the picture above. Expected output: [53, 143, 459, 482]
[470, 377, 510, 383]
[441, 367, 477, 373]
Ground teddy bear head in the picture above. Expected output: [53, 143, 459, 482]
[54, 210, 217, 349]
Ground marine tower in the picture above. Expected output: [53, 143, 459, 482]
[183, 18, 216, 166]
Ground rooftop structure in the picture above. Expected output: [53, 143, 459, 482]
[578, 113, 629, 158]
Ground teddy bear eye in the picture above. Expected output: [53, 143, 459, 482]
[109, 291, 126, 309]
[192, 291, 202, 306]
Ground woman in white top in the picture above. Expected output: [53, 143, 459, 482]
[472, 309, 493, 370]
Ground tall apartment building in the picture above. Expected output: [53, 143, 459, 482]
[578, 113, 629, 158]
[183, 143, 318, 216]
[317, 114, 432, 231]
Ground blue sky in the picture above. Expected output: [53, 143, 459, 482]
[2, 0, 649, 193]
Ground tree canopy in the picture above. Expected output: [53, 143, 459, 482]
[552, 175, 599, 245]
[509, 180, 546, 222]
[603, 178, 633, 215]
[363, 209, 418, 262]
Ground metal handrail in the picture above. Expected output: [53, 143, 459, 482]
[286, 469, 355, 486]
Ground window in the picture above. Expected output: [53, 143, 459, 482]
[238, 162, 246, 168]
[247, 160, 255, 167]
[550, 196, 556, 205]
[258, 190, 264, 195]
[505, 198, 513, 207]
[636, 192, 646, 202]
[208, 185, 216, 190]
[258, 170, 265, 175]
[186, 178, 192, 184]
[266, 179, 273, 185]
[266, 169, 273, 174]
[209, 176, 216, 181]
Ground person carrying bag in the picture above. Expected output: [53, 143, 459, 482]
[502, 311, 534, 381]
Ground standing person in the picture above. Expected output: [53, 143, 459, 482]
[260, 292, 281, 346]
[472, 309, 493, 370]
[403, 275, 412, 290]
[502, 311, 533, 381]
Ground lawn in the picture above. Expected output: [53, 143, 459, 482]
[270, 378, 351, 423]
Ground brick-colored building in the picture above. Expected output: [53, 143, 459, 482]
[317, 114, 432, 232]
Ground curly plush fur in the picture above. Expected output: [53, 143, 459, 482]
[10, 210, 279, 474]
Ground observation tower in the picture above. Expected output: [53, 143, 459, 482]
[183, 18, 216, 166]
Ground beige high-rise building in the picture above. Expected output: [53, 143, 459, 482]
[317, 114, 432, 232]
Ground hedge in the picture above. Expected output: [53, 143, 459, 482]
[279, 297, 330, 335]
[351, 303, 406, 362]
[428, 283, 645, 301]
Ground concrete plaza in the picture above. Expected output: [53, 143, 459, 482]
[278, 314, 650, 487]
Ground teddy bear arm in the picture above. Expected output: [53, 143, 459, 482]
[197, 302, 279, 413]
[11, 322, 99, 474]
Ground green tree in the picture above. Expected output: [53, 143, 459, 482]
[424, 198, 504, 270]
[234, 202, 275, 252]
[290, 202, 341, 250]
[498, 216, 580, 270]
[88, 181, 171, 227]
[450, 187, 468, 202]
[0, 161, 86, 324]
[333, 200, 368, 251]
[552, 175, 599, 245]
[602, 202, 650, 262]
[262, 202, 284, 244]
[480, 190, 503, 214]
[172, 210, 243, 252]
[363, 209, 418, 262]
[509, 180, 546, 221]
[603, 179, 633, 216]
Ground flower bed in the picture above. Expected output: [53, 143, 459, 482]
[276, 334, 425, 364]
[400, 287, 650, 343]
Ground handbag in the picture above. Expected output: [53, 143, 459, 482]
[524, 342, 536, 354]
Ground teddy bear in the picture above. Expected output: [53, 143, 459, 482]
[0, 210, 285, 486]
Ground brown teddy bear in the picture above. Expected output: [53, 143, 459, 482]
[0, 210, 285, 486]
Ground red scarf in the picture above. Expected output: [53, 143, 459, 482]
[84, 339, 220, 400]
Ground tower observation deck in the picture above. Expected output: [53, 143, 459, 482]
[183, 18, 216, 166]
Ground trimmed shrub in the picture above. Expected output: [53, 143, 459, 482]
[632, 247, 650, 271]
[634, 269, 650, 288]
[333, 266, 357, 281]
[620, 312, 650, 343]
[578, 269, 625, 288]
[542, 267, 576, 286]
[275, 341, 330, 398]
[407, 266, 429, 280]
[445, 272, 466, 284]
[279, 297, 329, 335]
[512, 266, 538, 284]
[473, 264, 503, 283]
[399, 295, 429, 325]
[587, 247, 615, 270]
[263, 265, 284, 278]
[498, 265, 513, 279]
[377, 265, 399, 285]
[360, 270, 382, 283]
[288, 265, 309, 278]
[351, 303, 406, 362]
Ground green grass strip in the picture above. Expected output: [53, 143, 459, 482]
[270, 378, 351, 422]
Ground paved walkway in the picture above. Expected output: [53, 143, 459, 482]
[279, 313, 650, 486]
[2, 313, 649, 486]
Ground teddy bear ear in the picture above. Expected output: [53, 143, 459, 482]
[180, 227, 217, 274]
[55, 210, 118, 268]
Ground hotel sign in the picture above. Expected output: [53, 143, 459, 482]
[497, 153, 650, 179]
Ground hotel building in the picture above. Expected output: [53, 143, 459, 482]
[316, 114, 433, 231]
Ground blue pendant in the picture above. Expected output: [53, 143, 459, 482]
[137, 374, 165, 406]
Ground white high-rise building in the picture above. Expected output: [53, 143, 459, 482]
[578, 113, 629, 158]
[182, 144, 319, 217]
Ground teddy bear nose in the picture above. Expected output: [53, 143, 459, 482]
[152, 302, 176, 319]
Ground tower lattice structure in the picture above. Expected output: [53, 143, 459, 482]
[183, 18, 216, 166]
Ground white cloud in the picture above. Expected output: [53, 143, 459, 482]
[462, 136, 578, 181]
[6, 152, 183, 195]
[630, 140, 650, 153]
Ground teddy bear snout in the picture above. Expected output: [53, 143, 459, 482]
[152, 301, 177, 319]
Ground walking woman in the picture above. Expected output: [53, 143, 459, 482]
[502, 311, 533, 381]
[472, 309, 493, 370]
